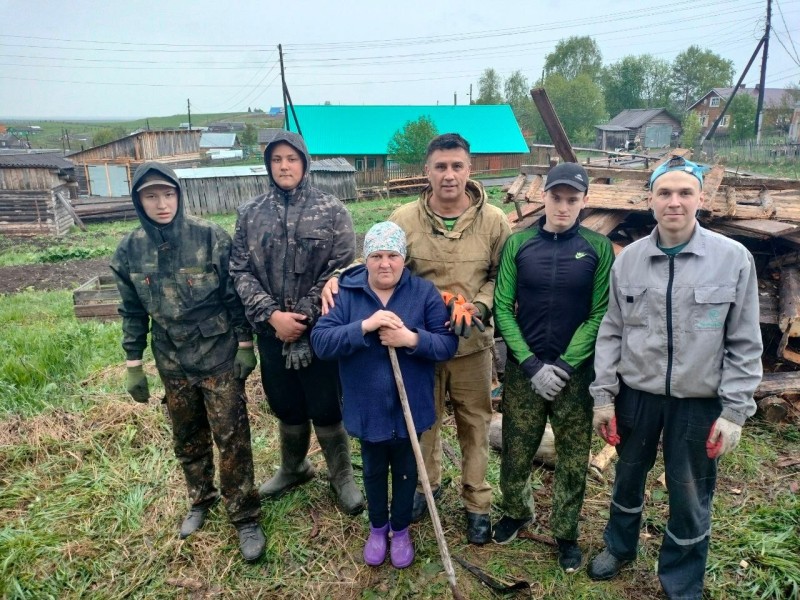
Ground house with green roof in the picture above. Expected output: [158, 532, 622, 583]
[282, 105, 528, 174]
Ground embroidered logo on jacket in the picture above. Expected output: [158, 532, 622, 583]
[574, 252, 588, 259]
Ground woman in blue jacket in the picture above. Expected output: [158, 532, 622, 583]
[312, 221, 457, 569]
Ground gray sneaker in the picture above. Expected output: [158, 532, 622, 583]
[588, 548, 630, 580]
[236, 521, 266, 563]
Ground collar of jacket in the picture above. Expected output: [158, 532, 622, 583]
[273, 178, 308, 204]
[535, 215, 580, 240]
[642, 223, 708, 258]
[419, 179, 486, 239]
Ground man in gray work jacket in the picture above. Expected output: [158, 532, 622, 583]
[587, 156, 763, 600]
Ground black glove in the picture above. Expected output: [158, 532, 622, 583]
[282, 336, 313, 370]
[126, 365, 150, 403]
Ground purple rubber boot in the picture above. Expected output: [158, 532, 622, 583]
[364, 523, 389, 566]
[390, 527, 415, 569]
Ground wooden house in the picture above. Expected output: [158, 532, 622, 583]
[595, 109, 680, 151]
[0, 153, 78, 236]
[308, 158, 357, 201]
[172, 158, 357, 216]
[284, 105, 529, 184]
[67, 129, 203, 197]
[688, 85, 797, 136]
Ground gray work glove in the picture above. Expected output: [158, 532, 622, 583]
[232, 346, 257, 380]
[282, 336, 313, 370]
[529, 364, 569, 401]
[126, 365, 150, 403]
[706, 417, 742, 458]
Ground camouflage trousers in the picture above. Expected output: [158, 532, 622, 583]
[499, 360, 593, 540]
[162, 370, 260, 525]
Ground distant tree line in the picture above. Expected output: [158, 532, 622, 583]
[473, 36, 799, 146]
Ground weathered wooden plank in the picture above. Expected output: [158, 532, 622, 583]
[755, 371, 800, 398]
[530, 88, 578, 163]
[505, 174, 527, 202]
[524, 175, 544, 202]
[699, 164, 725, 212]
[580, 210, 630, 236]
[779, 267, 800, 336]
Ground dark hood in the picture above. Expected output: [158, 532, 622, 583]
[130, 161, 184, 244]
[263, 130, 311, 192]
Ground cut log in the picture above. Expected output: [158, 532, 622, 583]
[488, 412, 556, 467]
[778, 267, 800, 364]
[757, 396, 790, 423]
[589, 444, 617, 479]
[756, 371, 800, 398]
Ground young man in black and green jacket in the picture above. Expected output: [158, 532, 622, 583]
[492, 162, 613, 571]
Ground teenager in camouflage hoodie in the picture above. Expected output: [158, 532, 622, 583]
[110, 161, 265, 562]
[230, 132, 364, 516]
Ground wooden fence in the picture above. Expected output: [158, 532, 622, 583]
[702, 139, 800, 165]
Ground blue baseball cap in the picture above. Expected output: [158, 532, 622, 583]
[649, 155, 707, 189]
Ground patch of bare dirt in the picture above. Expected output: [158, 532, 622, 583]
[0, 258, 111, 294]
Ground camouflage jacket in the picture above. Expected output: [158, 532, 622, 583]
[110, 162, 252, 384]
[230, 131, 355, 335]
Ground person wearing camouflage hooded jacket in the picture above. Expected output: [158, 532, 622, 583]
[110, 161, 265, 562]
[230, 131, 364, 516]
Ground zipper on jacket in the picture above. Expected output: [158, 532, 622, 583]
[665, 255, 675, 396]
[280, 195, 290, 309]
[546, 236, 558, 354]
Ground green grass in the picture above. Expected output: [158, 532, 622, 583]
[0, 290, 123, 416]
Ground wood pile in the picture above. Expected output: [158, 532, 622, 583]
[506, 150, 800, 424]
[387, 176, 428, 196]
[71, 196, 137, 223]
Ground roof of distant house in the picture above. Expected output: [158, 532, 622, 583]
[309, 157, 356, 173]
[688, 87, 794, 111]
[199, 132, 238, 148]
[605, 108, 677, 129]
[258, 128, 284, 144]
[286, 105, 529, 155]
[0, 152, 74, 169]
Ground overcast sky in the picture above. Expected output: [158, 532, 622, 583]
[1, 0, 798, 120]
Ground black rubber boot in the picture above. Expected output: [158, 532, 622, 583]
[315, 422, 365, 515]
[258, 421, 315, 499]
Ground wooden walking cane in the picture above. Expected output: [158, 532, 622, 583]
[387, 347, 464, 600]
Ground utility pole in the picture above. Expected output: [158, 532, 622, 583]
[468, 84, 473, 104]
[278, 44, 289, 129]
[187, 98, 192, 131]
[278, 43, 302, 136]
[755, 0, 771, 141]
[454, 92, 457, 105]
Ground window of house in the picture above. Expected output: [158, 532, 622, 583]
[709, 97, 720, 107]
[367, 158, 377, 170]
[355, 159, 365, 171]
[721, 115, 730, 127]
[700, 113, 708, 126]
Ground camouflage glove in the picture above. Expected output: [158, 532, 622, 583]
[282, 336, 313, 370]
[126, 365, 150, 403]
[233, 346, 257, 380]
[529, 364, 568, 401]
